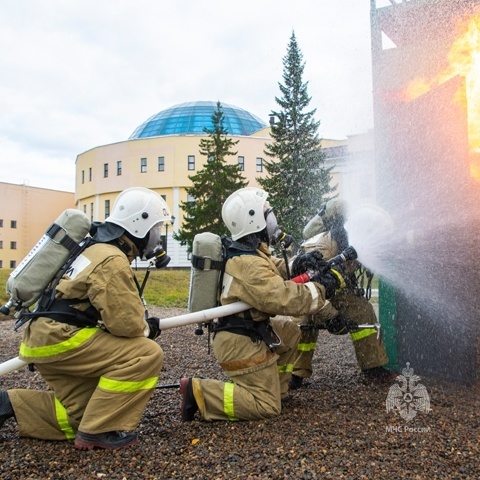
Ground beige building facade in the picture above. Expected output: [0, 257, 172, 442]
[0, 182, 74, 269]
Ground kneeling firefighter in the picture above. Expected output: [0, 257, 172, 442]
[179, 187, 346, 422]
[289, 198, 394, 391]
[0, 187, 170, 450]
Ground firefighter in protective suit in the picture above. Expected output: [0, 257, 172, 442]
[179, 187, 346, 421]
[0, 187, 170, 450]
[289, 198, 394, 390]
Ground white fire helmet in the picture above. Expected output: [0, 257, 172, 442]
[321, 198, 349, 226]
[222, 187, 269, 241]
[106, 187, 171, 239]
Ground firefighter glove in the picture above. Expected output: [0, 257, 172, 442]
[146, 317, 161, 339]
[325, 315, 350, 335]
[311, 267, 346, 299]
[291, 251, 327, 277]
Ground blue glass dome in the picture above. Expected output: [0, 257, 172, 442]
[129, 101, 267, 139]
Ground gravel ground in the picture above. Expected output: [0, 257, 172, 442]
[0, 308, 478, 480]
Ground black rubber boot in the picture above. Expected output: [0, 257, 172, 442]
[74, 430, 138, 450]
[288, 374, 304, 390]
[0, 391, 15, 429]
[180, 377, 198, 421]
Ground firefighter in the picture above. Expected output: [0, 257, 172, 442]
[0, 187, 170, 450]
[289, 198, 395, 390]
[179, 187, 345, 422]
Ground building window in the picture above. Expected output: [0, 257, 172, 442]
[103, 163, 109, 178]
[0, 240, 3, 248]
[238, 156, 245, 171]
[117, 161, 122, 175]
[0, 260, 2, 268]
[10, 241, 17, 249]
[82, 170, 85, 184]
[161, 195, 166, 201]
[0, 219, 2, 227]
[188, 155, 195, 170]
[105, 199, 110, 218]
[90, 203, 94, 222]
[89, 168, 92, 182]
[141, 158, 147, 173]
[83, 205, 87, 214]
[10, 260, 16, 268]
[256, 157, 263, 172]
[158, 156, 165, 172]
[11, 220, 17, 229]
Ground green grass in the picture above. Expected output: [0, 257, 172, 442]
[0, 268, 191, 310]
[133, 268, 190, 307]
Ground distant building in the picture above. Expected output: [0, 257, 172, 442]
[323, 130, 376, 206]
[0, 182, 74, 268]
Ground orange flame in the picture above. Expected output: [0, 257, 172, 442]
[405, 13, 480, 180]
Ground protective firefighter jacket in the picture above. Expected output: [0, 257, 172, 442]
[291, 230, 388, 374]
[19, 243, 148, 362]
[9, 241, 163, 440]
[192, 242, 333, 422]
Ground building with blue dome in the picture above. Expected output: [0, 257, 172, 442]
[129, 101, 267, 138]
[75, 101, 273, 266]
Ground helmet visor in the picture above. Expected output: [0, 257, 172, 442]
[143, 224, 163, 259]
[264, 208, 281, 244]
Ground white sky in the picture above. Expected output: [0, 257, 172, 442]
[0, 0, 384, 193]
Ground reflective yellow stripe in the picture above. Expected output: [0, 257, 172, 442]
[278, 363, 294, 374]
[331, 268, 346, 289]
[19, 328, 100, 358]
[350, 328, 377, 342]
[54, 397, 75, 440]
[223, 382, 238, 421]
[98, 376, 158, 393]
[297, 342, 317, 352]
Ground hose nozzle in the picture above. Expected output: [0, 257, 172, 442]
[327, 245, 358, 267]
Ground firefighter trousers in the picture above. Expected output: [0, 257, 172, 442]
[193, 318, 300, 421]
[292, 291, 388, 377]
[9, 332, 163, 441]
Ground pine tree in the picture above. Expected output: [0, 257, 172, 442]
[174, 101, 248, 251]
[258, 32, 335, 245]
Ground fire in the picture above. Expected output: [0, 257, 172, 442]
[405, 12, 480, 180]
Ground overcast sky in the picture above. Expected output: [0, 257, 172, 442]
[0, 0, 390, 192]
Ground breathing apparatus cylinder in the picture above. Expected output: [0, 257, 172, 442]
[188, 232, 225, 334]
[1, 209, 91, 314]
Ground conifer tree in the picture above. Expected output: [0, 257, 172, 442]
[258, 32, 335, 244]
[174, 101, 248, 251]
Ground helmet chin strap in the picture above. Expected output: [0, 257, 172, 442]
[114, 235, 140, 262]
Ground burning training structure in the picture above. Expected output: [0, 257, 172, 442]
[371, 0, 480, 384]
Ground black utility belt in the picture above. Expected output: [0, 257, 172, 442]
[213, 316, 280, 351]
[36, 299, 100, 329]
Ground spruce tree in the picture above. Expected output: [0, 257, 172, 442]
[258, 32, 335, 245]
[174, 101, 248, 251]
